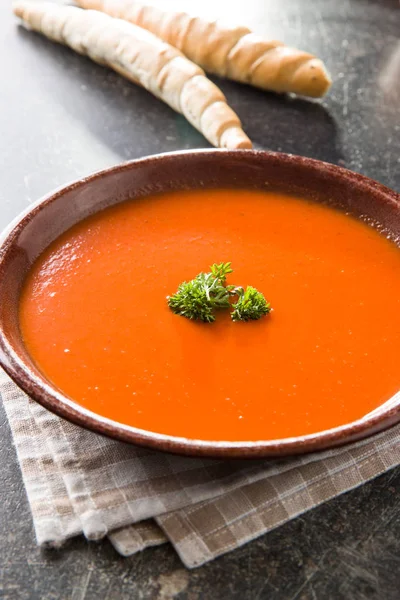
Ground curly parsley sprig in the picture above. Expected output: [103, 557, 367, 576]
[231, 285, 271, 322]
[167, 262, 232, 323]
[167, 263, 271, 323]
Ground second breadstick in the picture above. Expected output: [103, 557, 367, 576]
[76, 0, 332, 98]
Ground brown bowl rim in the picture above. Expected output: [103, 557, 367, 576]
[0, 149, 399, 459]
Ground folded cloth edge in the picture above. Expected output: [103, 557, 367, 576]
[2, 366, 400, 569]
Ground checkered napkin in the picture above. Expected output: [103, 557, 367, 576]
[2, 368, 399, 568]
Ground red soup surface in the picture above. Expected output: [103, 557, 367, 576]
[19, 189, 400, 441]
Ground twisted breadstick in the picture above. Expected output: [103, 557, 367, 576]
[76, 0, 331, 98]
[13, 1, 252, 149]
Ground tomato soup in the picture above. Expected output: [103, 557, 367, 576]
[19, 190, 400, 441]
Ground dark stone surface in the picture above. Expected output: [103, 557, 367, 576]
[1, 0, 399, 598]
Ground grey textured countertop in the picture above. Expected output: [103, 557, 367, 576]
[1, 1, 399, 598]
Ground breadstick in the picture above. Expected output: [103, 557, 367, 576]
[13, 1, 252, 149]
[76, 0, 331, 98]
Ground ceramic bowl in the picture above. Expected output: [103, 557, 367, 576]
[0, 150, 399, 458]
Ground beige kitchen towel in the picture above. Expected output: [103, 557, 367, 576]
[2, 368, 399, 568]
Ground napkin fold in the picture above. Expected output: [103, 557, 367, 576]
[2, 367, 399, 568]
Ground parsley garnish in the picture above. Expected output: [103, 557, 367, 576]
[231, 286, 271, 321]
[167, 263, 271, 323]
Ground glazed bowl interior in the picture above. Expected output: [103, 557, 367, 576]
[0, 150, 399, 458]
